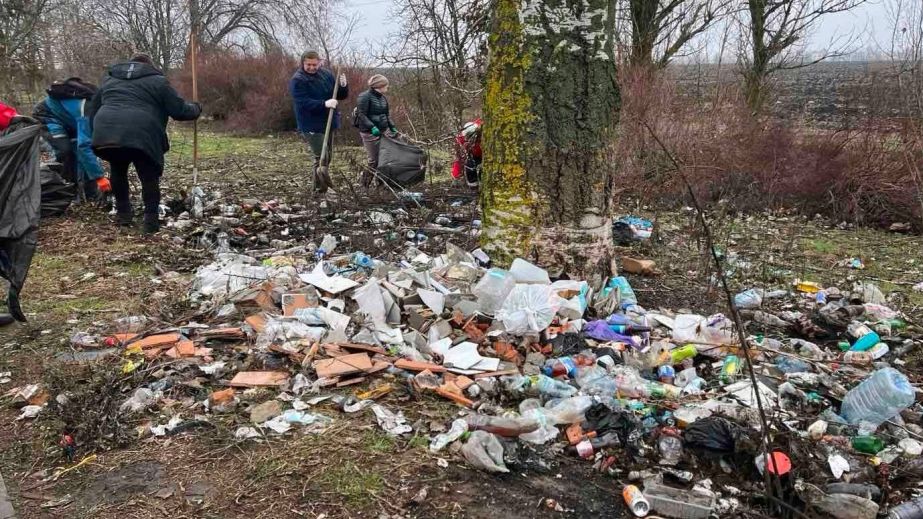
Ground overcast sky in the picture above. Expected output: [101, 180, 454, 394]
[343, 0, 896, 63]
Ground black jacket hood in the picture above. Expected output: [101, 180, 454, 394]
[108, 61, 162, 80]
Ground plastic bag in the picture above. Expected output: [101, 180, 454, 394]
[496, 284, 562, 334]
[509, 258, 551, 284]
[256, 318, 326, 350]
[461, 430, 509, 473]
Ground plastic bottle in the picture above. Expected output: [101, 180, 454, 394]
[868, 342, 890, 360]
[852, 435, 885, 454]
[670, 344, 698, 365]
[472, 268, 516, 315]
[840, 367, 915, 426]
[658, 365, 676, 384]
[464, 414, 539, 437]
[852, 331, 882, 352]
[351, 251, 374, 269]
[734, 288, 763, 309]
[816, 494, 879, 519]
[429, 419, 468, 452]
[720, 355, 740, 383]
[528, 374, 578, 398]
[775, 356, 811, 374]
[542, 355, 595, 378]
[843, 350, 873, 365]
[623, 485, 650, 517]
[825, 483, 881, 500]
[569, 432, 620, 458]
[889, 496, 923, 519]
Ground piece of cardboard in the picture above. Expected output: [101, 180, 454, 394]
[313, 353, 373, 379]
[228, 371, 290, 388]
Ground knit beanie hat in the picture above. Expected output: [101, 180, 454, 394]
[368, 74, 390, 89]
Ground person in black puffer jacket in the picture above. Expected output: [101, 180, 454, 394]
[355, 74, 397, 187]
[87, 54, 201, 234]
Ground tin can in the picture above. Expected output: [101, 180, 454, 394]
[622, 485, 650, 517]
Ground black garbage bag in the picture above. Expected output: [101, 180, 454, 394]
[40, 164, 75, 217]
[0, 119, 42, 322]
[377, 135, 426, 189]
[585, 403, 640, 446]
[684, 416, 749, 452]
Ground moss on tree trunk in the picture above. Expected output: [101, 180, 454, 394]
[481, 0, 621, 278]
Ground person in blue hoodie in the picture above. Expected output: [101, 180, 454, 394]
[289, 50, 349, 193]
[33, 78, 110, 200]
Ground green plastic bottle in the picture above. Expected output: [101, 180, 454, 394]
[720, 355, 740, 384]
[851, 435, 884, 454]
[670, 344, 697, 364]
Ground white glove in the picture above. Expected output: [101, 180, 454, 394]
[324, 99, 338, 109]
[339, 74, 347, 87]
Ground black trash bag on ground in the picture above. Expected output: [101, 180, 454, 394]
[378, 135, 426, 189]
[0, 119, 42, 322]
[585, 403, 640, 446]
[40, 164, 75, 217]
[684, 416, 752, 452]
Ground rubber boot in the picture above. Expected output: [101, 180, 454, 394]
[142, 214, 160, 234]
[116, 212, 133, 227]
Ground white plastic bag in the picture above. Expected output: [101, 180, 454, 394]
[496, 284, 562, 334]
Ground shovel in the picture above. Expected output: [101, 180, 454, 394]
[315, 64, 342, 194]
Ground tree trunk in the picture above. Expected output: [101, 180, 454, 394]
[630, 0, 658, 66]
[481, 0, 620, 278]
[745, 0, 769, 112]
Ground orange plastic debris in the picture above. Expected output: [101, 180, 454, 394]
[128, 333, 182, 350]
[209, 388, 236, 405]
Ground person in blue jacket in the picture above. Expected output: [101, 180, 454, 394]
[32, 78, 110, 199]
[289, 50, 349, 193]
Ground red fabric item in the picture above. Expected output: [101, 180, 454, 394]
[0, 102, 16, 130]
[451, 118, 483, 178]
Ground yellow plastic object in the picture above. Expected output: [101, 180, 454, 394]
[796, 281, 822, 293]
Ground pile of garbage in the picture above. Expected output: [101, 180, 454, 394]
[6, 235, 923, 518]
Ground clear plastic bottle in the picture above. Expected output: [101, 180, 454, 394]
[472, 268, 516, 315]
[775, 356, 811, 374]
[529, 374, 578, 398]
[840, 367, 915, 426]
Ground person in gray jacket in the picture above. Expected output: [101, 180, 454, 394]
[354, 74, 396, 187]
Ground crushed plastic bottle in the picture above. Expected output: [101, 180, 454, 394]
[840, 368, 915, 427]
[775, 356, 811, 374]
[528, 374, 579, 398]
[734, 288, 763, 309]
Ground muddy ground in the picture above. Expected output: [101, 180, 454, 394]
[1, 128, 922, 518]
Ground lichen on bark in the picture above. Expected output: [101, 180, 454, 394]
[481, 0, 621, 277]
